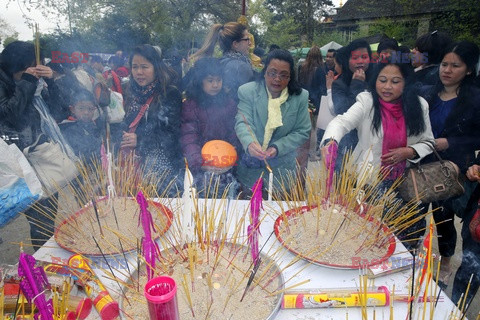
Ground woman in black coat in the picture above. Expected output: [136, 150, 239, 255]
[452, 159, 480, 309]
[420, 41, 480, 283]
[331, 39, 372, 171]
[0, 41, 63, 250]
[119, 44, 183, 193]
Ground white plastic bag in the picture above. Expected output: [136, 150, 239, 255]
[0, 139, 43, 226]
[316, 90, 336, 131]
[107, 91, 125, 123]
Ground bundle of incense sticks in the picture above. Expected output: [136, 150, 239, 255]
[17, 154, 174, 252]
[34, 23, 40, 65]
[276, 151, 431, 267]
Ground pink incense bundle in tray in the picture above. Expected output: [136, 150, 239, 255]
[248, 177, 263, 264]
[137, 190, 160, 281]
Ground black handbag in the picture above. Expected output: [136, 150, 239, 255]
[397, 142, 465, 204]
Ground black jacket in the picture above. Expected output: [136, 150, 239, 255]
[331, 75, 369, 150]
[421, 85, 480, 172]
[299, 66, 327, 113]
[415, 65, 439, 86]
[59, 120, 103, 163]
[0, 68, 64, 149]
[121, 85, 183, 173]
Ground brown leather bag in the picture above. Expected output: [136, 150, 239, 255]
[397, 142, 465, 204]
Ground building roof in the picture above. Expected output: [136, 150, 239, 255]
[335, 0, 451, 21]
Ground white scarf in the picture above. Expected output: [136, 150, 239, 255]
[262, 87, 289, 150]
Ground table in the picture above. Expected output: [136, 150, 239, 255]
[34, 199, 462, 319]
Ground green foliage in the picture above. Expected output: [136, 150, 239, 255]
[361, 18, 417, 47]
[432, 0, 480, 47]
[314, 30, 351, 47]
[12, 0, 244, 55]
[262, 16, 302, 49]
[0, 16, 17, 48]
[10, 0, 480, 58]
[264, 0, 334, 43]
[3, 35, 19, 48]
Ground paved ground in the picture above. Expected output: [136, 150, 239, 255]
[0, 159, 478, 319]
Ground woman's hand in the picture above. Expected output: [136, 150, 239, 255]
[265, 146, 277, 158]
[381, 147, 414, 165]
[248, 142, 267, 160]
[326, 70, 335, 90]
[466, 164, 480, 182]
[33, 65, 54, 79]
[352, 69, 366, 82]
[434, 138, 449, 152]
[121, 132, 137, 148]
[23, 67, 39, 78]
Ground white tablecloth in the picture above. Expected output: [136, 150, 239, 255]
[34, 199, 461, 319]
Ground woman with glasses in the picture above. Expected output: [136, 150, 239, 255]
[235, 49, 311, 197]
[185, 22, 255, 100]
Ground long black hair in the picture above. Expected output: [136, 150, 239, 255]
[258, 49, 302, 96]
[338, 38, 372, 87]
[334, 46, 349, 76]
[414, 31, 452, 65]
[0, 41, 36, 77]
[185, 57, 227, 107]
[129, 44, 178, 96]
[426, 41, 480, 124]
[369, 60, 426, 136]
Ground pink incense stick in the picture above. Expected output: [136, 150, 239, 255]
[248, 178, 263, 264]
[137, 191, 160, 281]
[100, 143, 108, 172]
[323, 140, 338, 198]
[18, 252, 53, 320]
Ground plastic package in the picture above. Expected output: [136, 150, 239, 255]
[282, 286, 389, 309]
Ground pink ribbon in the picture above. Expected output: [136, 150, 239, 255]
[18, 252, 53, 320]
[324, 140, 338, 198]
[248, 178, 263, 264]
[137, 191, 160, 281]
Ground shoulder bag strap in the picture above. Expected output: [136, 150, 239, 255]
[127, 95, 155, 133]
[420, 140, 445, 163]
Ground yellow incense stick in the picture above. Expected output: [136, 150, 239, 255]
[0, 282, 4, 320]
[460, 273, 474, 314]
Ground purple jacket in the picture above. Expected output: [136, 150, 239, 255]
[180, 95, 240, 171]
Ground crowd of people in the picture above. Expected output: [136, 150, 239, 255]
[1, 22, 480, 307]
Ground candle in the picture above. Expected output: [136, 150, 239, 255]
[182, 164, 195, 243]
[268, 170, 273, 201]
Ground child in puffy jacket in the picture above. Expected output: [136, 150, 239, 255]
[60, 89, 103, 164]
[180, 57, 241, 197]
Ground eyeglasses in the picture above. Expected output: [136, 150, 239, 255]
[238, 38, 251, 42]
[266, 71, 290, 81]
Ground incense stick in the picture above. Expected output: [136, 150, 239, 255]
[91, 198, 104, 236]
[92, 236, 130, 305]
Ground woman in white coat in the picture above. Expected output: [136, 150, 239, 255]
[320, 60, 435, 249]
